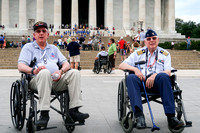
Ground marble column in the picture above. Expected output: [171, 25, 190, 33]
[71, 0, 78, 29]
[36, 0, 44, 22]
[89, 0, 97, 28]
[19, 0, 27, 29]
[168, 0, 175, 32]
[54, 0, 61, 29]
[106, 0, 113, 30]
[154, 0, 161, 31]
[123, 0, 130, 30]
[1, 0, 9, 28]
[138, 0, 145, 30]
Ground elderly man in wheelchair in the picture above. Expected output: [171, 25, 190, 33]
[118, 29, 191, 133]
[93, 46, 112, 74]
[10, 21, 89, 132]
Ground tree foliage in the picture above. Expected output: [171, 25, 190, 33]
[175, 18, 200, 38]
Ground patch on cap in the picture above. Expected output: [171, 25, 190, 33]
[145, 29, 157, 38]
[33, 21, 48, 31]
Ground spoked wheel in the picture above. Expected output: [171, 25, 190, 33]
[10, 80, 26, 130]
[26, 119, 35, 133]
[60, 92, 75, 133]
[96, 62, 101, 74]
[107, 62, 112, 74]
[117, 80, 126, 121]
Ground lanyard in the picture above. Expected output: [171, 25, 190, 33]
[147, 56, 156, 68]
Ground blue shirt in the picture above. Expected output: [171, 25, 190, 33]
[18, 41, 67, 74]
[96, 51, 108, 58]
[123, 46, 171, 76]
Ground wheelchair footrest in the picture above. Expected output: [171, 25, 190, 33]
[185, 121, 192, 127]
[65, 120, 85, 126]
[36, 126, 57, 131]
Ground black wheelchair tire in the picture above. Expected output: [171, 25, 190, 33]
[10, 80, 26, 131]
[60, 92, 75, 133]
[117, 80, 127, 121]
[26, 119, 35, 133]
[168, 120, 184, 133]
[107, 62, 112, 74]
[121, 117, 134, 133]
[96, 62, 101, 74]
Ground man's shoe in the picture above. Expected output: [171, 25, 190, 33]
[135, 115, 146, 129]
[69, 108, 89, 122]
[168, 117, 184, 129]
[36, 111, 50, 128]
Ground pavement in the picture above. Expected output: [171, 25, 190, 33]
[0, 69, 199, 133]
[0, 69, 200, 77]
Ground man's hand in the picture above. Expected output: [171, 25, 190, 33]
[33, 66, 46, 75]
[135, 68, 145, 81]
[145, 73, 157, 89]
[51, 71, 61, 81]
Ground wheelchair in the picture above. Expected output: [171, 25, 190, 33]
[10, 60, 85, 133]
[94, 55, 112, 74]
[117, 68, 192, 133]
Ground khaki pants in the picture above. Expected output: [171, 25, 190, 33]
[29, 69, 82, 111]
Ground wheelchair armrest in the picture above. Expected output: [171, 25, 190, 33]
[135, 61, 146, 65]
[171, 67, 177, 73]
[122, 69, 135, 74]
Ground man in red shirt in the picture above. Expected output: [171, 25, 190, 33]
[118, 37, 126, 61]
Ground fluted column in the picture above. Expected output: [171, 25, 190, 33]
[89, 0, 97, 28]
[36, 0, 44, 22]
[71, 0, 78, 29]
[123, 0, 130, 30]
[54, 0, 61, 29]
[168, 0, 175, 32]
[138, 0, 145, 30]
[154, 0, 161, 31]
[19, 0, 27, 29]
[106, 0, 113, 30]
[1, 0, 9, 28]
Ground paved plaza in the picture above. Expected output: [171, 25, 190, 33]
[0, 69, 200, 133]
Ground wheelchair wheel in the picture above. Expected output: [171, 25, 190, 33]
[60, 92, 75, 133]
[107, 62, 112, 74]
[96, 62, 101, 74]
[26, 119, 35, 133]
[10, 80, 26, 130]
[117, 80, 126, 121]
[121, 117, 134, 133]
[168, 120, 184, 133]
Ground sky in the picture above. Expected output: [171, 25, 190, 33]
[175, 0, 200, 24]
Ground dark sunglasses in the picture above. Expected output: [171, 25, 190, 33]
[35, 29, 47, 33]
[146, 37, 157, 41]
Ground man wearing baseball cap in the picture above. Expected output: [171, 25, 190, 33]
[18, 21, 89, 128]
[119, 29, 184, 130]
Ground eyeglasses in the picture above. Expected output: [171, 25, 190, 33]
[146, 37, 157, 41]
[35, 29, 47, 33]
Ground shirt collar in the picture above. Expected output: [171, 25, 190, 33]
[32, 41, 50, 50]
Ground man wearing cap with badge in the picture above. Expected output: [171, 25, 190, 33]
[119, 29, 184, 130]
[18, 21, 89, 128]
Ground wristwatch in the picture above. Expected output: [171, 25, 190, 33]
[31, 68, 35, 75]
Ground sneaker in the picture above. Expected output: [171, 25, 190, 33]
[168, 117, 184, 129]
[35, 111, 50, 127]
[135, 115, 146, 129]
[69, 107, 89, 122]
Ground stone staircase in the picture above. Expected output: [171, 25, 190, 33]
[0, 48, 200, 70]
